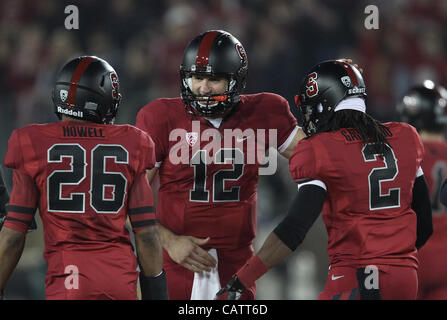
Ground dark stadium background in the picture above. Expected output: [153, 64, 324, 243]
[0, 0, 445, 299]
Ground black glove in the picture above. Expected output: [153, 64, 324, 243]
[215, 275, 246, 300]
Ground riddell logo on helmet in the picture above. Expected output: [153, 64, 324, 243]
[57, 106, 83, 118]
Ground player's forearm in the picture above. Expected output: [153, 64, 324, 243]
[136, 225, 169, 300]
[0, 228, 25, 291]
[135, 225, 163, 277]
[256, 232, 293, 269]
[236, 183, 325, 286]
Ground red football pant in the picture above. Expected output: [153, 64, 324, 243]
[44, 247, 139, 300]
[164, 245, 255, 300]
[318, 265, 418, 300]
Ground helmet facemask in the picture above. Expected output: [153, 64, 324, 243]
[101, 93, 122, 124]
[295, 88, 335, 137]
[298, 101, 334, 136]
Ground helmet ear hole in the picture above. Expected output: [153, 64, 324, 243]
[100, 75, 105, 87]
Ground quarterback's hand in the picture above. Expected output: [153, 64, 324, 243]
[215, 275, 246, 300]
[165, 235, 216, 273]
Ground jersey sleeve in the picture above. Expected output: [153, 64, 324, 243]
[409, 124, 425, 167]
[127, 171, 156, 233]
[136, 101, 169, 165]
[3, 169, 38, 234]
[4, 130, 25, 173]
[137, 130, 156, 173]
[289, 138, 321, 183]
[265, 94, 298, 153]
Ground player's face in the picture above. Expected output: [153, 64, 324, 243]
[191, 75, 228, 108]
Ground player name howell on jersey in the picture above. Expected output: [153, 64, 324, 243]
[62, 125, 106, 138]
[168, 120, 278, 175]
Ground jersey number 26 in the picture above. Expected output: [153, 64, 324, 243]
[47, 144, 128, 214]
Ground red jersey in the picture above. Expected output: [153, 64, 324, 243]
[136, 94, 297, 250]
[417, 140, 447, 299]
[3, 121, 156, 299]
[289, 122, 424, 269]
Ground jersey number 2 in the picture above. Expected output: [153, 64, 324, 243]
[362, 143, 400, 210]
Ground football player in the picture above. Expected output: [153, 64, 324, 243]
[0, 56, 168, 300]
[399, 81, 447, 300]
[217, 60, 433, 300]
[136, 30, 306, 299]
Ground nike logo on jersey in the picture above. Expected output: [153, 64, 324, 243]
[331, 275, 344, 280]
[236, 136, 251, 142]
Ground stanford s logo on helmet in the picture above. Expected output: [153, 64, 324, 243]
[397, 80, 447, 133]
[52, 56, 122, 124]
[180, 30, 248, 117]
[235, 43, 248, 69]
[305, 72, 319, 98]
[295, 59, 366, 136]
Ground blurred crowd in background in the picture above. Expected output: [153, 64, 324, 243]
[0, 0, 446, 299]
